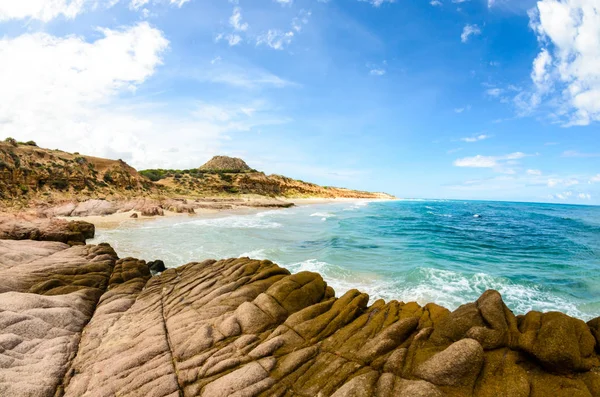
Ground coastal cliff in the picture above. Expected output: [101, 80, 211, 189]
[0, 139, 393, 214]
[1, 229, 599, 396]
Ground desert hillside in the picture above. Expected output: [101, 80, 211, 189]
[0, 138, 155, 203]
[0, 138, 394, 208]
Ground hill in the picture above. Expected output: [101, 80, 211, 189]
[0, 139, 394, 208]
[199, 156, 253, 173]
[0, 138, 155, 204]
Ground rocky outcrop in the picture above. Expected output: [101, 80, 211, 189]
[1, 241, 599, 397]
[199, 155, 252, 172]
[0, 214, 94, 244]
[0, 140, 153, 203]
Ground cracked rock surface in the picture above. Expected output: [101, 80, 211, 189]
[1, 241, 599, 396]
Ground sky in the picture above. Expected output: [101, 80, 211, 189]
[0, 0, 599, 204]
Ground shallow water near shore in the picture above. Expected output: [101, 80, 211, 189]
[91, 200, 600, 321]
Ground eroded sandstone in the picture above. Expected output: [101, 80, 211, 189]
[1, 241, 599, 397]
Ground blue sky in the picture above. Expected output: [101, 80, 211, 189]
[0, 0, 599, 204]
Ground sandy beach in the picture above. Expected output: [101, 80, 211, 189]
[58, 197, 389, 229]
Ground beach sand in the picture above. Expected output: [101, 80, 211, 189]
[59, 197, 388, 229]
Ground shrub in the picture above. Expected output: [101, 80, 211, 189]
[24, 140, 37, 146]
[103, 172, 114, 183]
[4, 137, 17, 147]
[19, 184, 29, 194]
[51, 179, 69, 190]
[74, 156, 87, 165]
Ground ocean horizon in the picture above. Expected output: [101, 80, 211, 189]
[92, 199, 600, 321]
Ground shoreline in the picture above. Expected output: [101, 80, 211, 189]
[60, 197, 384, 229]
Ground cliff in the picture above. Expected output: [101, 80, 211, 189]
[1, 230, 599, 396]
[0, 139, 155, 205]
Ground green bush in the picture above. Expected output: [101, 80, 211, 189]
[103, 172, 114, 183]
[51, 179, 69, 190]
[4, 137, 17, 147]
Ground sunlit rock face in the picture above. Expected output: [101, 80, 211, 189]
[1, 240, 599, 397]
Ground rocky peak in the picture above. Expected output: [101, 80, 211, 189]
[199, 156, 252, 173]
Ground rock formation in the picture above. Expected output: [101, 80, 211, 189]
[0, 214, 94, 244]
[199, 155, 253, 173]
[1, 238, 599, 396]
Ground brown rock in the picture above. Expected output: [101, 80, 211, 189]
[414, 338, 484, 386]
[0, 214, 94, 244]
[518, 311, 599, 372]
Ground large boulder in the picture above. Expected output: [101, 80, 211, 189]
[0, 214, 95, 244]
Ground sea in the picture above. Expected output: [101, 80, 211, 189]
[91, 200, 600, 321]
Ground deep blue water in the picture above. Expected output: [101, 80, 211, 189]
[92, 200, 600, 320]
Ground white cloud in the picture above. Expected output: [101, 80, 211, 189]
[527, 169, 542, 175]
[274, 0, 293, 5]
[0, 23, 279, 169]
[578, 193, 592, 200]
[547, 178, 580, 187]
[461, 24, 481, 43]
[528, 0, 600, 125]
[229, 6, 248, 32]
[562, 150, 600, 158]
[430, 0, 443, 6]
[359, 0, 396, 6]
[589, 174, 600, 183]
[486, 88, 504, 97]
[454, 105, 471, 113]
[369, 68, 386, 76]
[0, 0, 87, 21]
[453, 152, 527, 169]
[291, 10, 311, 32]
[550, 191, 574, 200]
[130, 0, 150, 10]
[461, 134, 490, 143]
[193, 63, 297, 89]
[216, 33, 243, 46]
[256, 29, 294, 50]
[0, 0, 189, 21]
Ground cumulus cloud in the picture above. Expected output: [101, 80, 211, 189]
[0, 0, 88, 21]
[0, 0, 189, 21]
[528, 0, 600, 125]
[461, 24, 481, 43]
[578, 193, 592, 200]
[590, 174, 600, 183]
[430, 0, 443, 5]
[0, 23, 283, 169]
[527, 169, 542, 175]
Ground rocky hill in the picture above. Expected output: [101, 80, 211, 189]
[0, 138, 155, 207]
[0, 138, 392, 205]
[1, 232, 599, 396]
[199, 155, 253, 172]
[141, 155, 393, 199]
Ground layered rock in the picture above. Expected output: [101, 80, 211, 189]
[0, 214, 94, 244]
[1, 241, 599, 396]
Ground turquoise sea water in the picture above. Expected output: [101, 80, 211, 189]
[92, 200, 600, 321]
